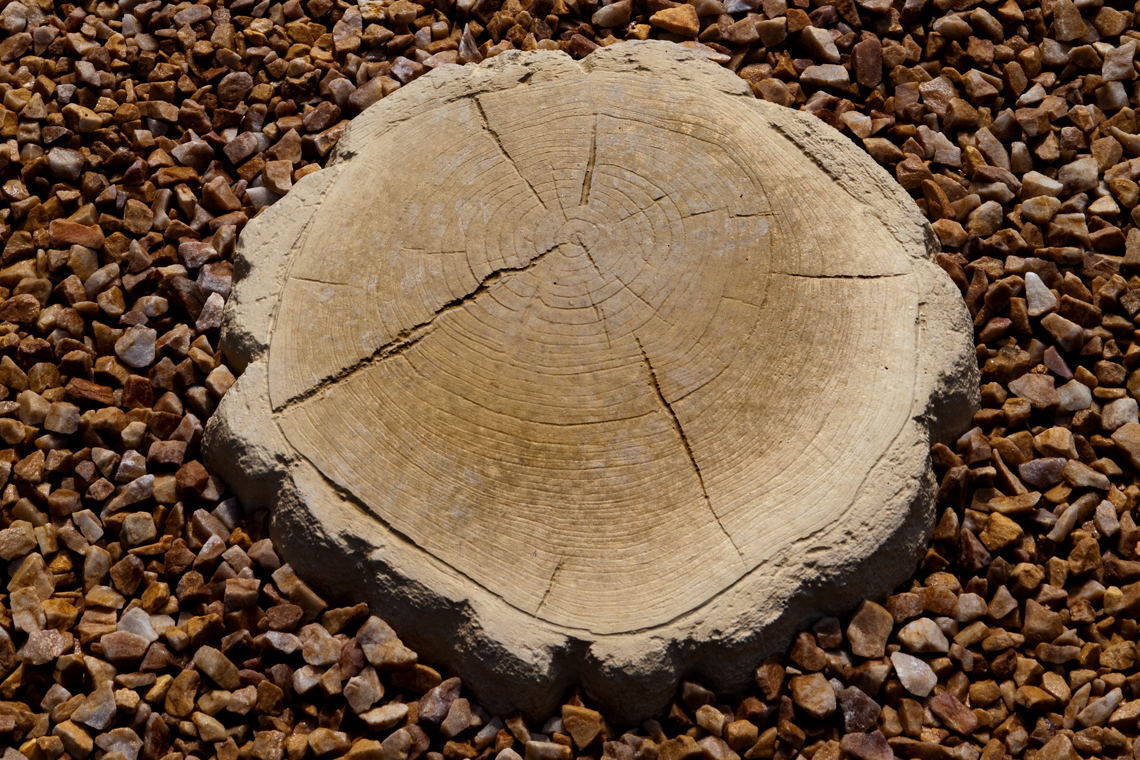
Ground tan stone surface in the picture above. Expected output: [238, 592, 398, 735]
[205, 41, 978, 722]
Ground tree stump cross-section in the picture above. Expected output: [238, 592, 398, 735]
[205, 41, 979, 722]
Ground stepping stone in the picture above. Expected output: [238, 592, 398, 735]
[205, 41, 978, 722]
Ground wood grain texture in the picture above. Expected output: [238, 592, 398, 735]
[205, 41, 979, 722]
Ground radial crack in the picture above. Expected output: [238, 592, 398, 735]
[580, 248, 612, 351]
[580, 116, 597, 207]
[680, 209, 779, 221]
[288, 275, 345, 285]
[536, 556, 565, 616]
[772, 271, 907, 279]
[474, 96, 548, 211]
[276, 245, 561, 411]
[582, 246, 606, 283]
[633, 336, 743, 561]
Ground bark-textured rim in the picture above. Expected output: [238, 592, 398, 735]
[204, 41, 979, 722]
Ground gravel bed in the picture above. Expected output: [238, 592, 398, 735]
[0, 0, 1138, 758]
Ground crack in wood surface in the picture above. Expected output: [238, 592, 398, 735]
[580, 117, 597, 207]
[276, 245, 561, 411]
[685, 209, 776, 219]
[580, 246, 613, 351]
[474, 96, 549, 212]
[634, 335, 743, 561]
[536, 555, 565, 615]
[582, 246, 606, 284]
[288, 275, 349, 285]
[773, 272, 907, 279]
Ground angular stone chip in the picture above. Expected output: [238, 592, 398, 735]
[204, 41, 979, 722]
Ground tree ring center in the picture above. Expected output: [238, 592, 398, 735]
[556, 219, 600, 253]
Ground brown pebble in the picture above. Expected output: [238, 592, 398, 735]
[649, 5, 699, 35]
[928, 693, 977, 735]
[838, 686, 881, 733]
[790, 673, 836, 719]
[847, 600, 893, 658]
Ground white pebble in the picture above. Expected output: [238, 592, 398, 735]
[1102, 398, 1138, 431]
[891, 651, 937, 697]
[118, 607, 158, 644]
[1056, 379, 1092, 413]
[1025, 272, 1058, 317]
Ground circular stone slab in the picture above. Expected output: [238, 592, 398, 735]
[205, 41, 979, 722]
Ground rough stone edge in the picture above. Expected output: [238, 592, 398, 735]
[206, 41, 981, 724]
[756, 102, 981, 445]
[218, 163, 340, 375]
[655, 102, 980, 703]
[207, 48, 601, 720]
